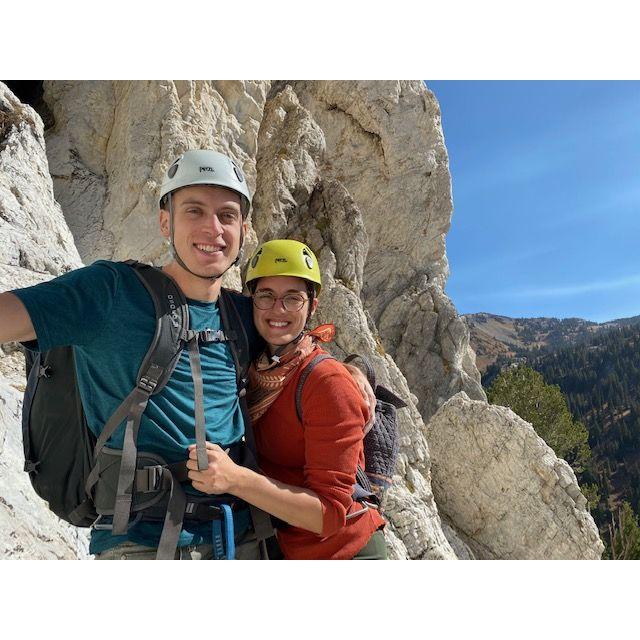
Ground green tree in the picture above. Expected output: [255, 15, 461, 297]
[608, 502, 640, 560]
[487, 365, 591, 471]
[580, 483, 602, 513]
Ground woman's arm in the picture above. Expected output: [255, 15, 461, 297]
[186, 442, 324, 534]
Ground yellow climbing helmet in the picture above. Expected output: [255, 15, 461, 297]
[246, 239, 322, 294]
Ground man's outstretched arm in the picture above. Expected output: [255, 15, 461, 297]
[0, 292, 36, 343]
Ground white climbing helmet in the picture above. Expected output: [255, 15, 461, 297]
[159, 149, 251, 217]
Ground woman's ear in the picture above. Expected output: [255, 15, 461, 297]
[309, 298, 319, 316]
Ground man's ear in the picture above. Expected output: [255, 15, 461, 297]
[159, 209, 170, 238]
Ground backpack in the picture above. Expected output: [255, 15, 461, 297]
[21, 260, 272, 559]
[294, 352, 406, 510]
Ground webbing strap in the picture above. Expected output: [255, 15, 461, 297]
[85, 383, 154, 499]
[155, 468, 188, 560]
[221, 504, 235, 560]
[68, 499, 96, 527]
[295, 353, 336, 422]
[249, 503, 273, 559]
[93, 387, 145, 464]
[85, 386, 147, 501]
[186, 337, 208, 471]
[210, 504, 235, 560]
[112, 389, 150, 534]
[344, 353, 377, 389]
[211, 519, 225, 559]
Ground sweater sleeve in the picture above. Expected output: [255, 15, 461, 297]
[300, 359, 370, 538]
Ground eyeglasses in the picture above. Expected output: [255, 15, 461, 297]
[252, 291, 309, 311]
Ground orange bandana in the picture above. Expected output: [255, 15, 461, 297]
[247, 324, 335, 423]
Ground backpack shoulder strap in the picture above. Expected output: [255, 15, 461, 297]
[124, 260, 189, 393]
[344, 353, 376, 389]
[218, 288, 253, 392]
[295, 353, 336, 423]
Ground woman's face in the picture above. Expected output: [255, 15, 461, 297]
[252, 275, 318, 352]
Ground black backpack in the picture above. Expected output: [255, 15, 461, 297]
[21, 260, 272, 559]
[294, 352, 406, 510]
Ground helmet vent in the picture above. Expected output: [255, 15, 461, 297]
[167, 163, 179, 178]
[250, 249, 262, 268]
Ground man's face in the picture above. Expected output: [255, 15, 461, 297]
[159, 185, 245, 278]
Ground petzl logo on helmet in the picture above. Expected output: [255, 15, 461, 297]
[199, 166, 215, 173]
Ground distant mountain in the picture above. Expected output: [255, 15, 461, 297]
[464, 312, 640, 374]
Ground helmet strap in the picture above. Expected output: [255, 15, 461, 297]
[269, 331, 305, 363]
[168, 192, 244, 282]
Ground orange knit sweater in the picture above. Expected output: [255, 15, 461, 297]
[253, 348, 385, 560]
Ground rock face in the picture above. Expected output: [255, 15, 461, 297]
[0, 83, 89, 558]
[0, 83, 82, 293]
[0, 80, 605, 560]
[426, 393, 604, 559]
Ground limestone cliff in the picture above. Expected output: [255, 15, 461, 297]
[0, 80, 603, 559]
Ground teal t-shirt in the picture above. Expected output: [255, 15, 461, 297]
[14, 260, 253, 554]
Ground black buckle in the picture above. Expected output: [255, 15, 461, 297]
[185, 502, 223, 520]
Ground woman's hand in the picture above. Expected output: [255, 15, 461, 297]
[343, 363, 376, 434]
[186, 442, 240, 494]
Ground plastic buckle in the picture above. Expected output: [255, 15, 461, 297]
[38, 365, 52, 378]
[92, 513, 143, 531]
[92, 515, 114, 531]
[138, 376, 158, 393]
[200, 329, 227, 343]
[141, 465, 163, 492]
[23, 460, 40, 474]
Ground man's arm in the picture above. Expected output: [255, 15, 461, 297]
[0, 292, 36, 343]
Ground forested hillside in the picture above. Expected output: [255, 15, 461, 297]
[481, 321, 640, 556]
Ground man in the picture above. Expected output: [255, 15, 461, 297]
[0, 149, 374, 560]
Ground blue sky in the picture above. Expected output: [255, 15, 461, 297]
[427, 81, 640, 323]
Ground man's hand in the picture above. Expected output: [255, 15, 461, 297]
[186, 442, 240, 495]
[344, 363, 376, 435]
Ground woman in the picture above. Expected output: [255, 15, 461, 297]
[186, 239, 386, 559]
